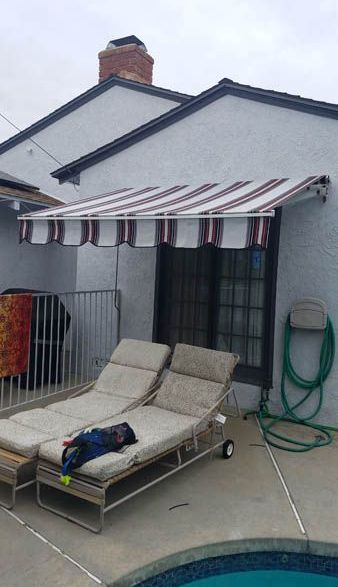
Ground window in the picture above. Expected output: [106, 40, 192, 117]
[154, 215, 280, 387]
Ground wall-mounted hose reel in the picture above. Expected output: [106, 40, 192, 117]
[258, 298, 335, 452]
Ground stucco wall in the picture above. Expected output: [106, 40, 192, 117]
[0, 84, 181, 301]
[75, 244, 156, 341]
[0, 206, 76, 293]
[0, 86, 181, 201]
[78, 94, 338, 424]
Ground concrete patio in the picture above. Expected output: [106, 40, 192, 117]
[1, 415, 338, 587]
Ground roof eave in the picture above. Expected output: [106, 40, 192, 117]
[0, 76, 192, 156]
[0, 178, 39, 192]
[52, 83, 225, 183]
[0, 193, 55, 208]
[220, 81, 338, 118]
[0, 186, 63, 207]
[52, 80, 338, 183]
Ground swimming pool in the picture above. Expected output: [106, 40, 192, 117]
[136, 552, 338, 586]
[183, 570, 338, 586]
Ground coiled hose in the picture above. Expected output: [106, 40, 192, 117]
[258, 315, 336, 452]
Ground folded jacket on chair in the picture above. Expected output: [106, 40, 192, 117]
[60, 423, 137, 485]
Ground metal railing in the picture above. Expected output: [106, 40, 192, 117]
[0, 289, 120, 411]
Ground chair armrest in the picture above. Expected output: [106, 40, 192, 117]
[140, 380, 162, 405]
[68, 380, 95, 399]
[191, 387, 234, 448]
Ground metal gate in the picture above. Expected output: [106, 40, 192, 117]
[0, 289, 120, 411]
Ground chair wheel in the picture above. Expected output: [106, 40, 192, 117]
[223, 439, 234, 459]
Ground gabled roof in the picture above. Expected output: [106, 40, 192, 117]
[0, 169, 62, 206]
[0, 76, 191, 156]
[52, 78, 338, 184]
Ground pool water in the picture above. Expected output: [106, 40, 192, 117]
[183, 571, 338, 586]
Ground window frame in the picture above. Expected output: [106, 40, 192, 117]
[153, 209, 281, 388]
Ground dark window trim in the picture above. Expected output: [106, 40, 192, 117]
[234, 365, 267, 386]
[152, 246, 162, 343]
[261, 207, 282, 389]
[153, 214, 281, 387]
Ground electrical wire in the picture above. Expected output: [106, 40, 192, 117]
[0, 110, 79, 191]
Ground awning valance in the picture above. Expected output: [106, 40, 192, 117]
[19, 175, 328, 249]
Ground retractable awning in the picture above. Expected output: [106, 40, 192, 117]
[19, 175, 328, 249]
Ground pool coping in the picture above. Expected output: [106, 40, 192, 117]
[110, 538, 338, 587]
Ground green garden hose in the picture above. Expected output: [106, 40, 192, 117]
[258, 315, 336, 452]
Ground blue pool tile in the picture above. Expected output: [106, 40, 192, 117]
[136, 552, 338, 587]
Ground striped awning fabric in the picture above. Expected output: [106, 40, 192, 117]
[19, 175, 327, 249]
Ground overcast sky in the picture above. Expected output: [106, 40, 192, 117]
[0, 0, 337, 142]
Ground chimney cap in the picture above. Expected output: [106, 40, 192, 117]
[106, 35, 147, 52]
[218, 77, 234, 84]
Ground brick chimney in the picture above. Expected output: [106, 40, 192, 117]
[98, 35, 154, 85]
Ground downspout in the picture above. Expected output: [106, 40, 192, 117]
[114, 245, 121, 343]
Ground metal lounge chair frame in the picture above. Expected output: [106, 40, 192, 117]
[0, 449, 37, 509]
[0, 339, 170, 509]
[0, 379, 97, 509]
[36, 383, 239, 533]
[0, 383, 164, 510]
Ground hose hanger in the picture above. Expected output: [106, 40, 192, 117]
[258, 298, 336, 452]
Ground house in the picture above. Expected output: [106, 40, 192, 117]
[3, 36, 338, 424]
[0, 36, 191, 291]
[0, 170, 74, 293]
[24, 76, 338, 425]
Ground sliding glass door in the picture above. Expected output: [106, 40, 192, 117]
[155, 213, 280, 387]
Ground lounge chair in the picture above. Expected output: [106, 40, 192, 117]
[0, 339, 170, 508]
[36, 344, 239, 532]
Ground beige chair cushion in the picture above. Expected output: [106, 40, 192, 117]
[170, 343, 238, 386]
[111, 339, 170, 373]
[100, 405, 199, 465]
[45, 391, 131, 425]
[0, 420, 52, 458]
[39, 437, 134, 481]
[93, 363, 157, 399]
[121, 406, 199, 464]
[10, 409, 85, 437]
[153, 372, 225, 418]
[39, 405, 199, 481]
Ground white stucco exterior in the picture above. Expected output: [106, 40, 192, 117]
[0, 206, 76, 294]
[77, 94, 338, 424]
[0, 83, 183, 297]
[0, 85, 182, 201]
